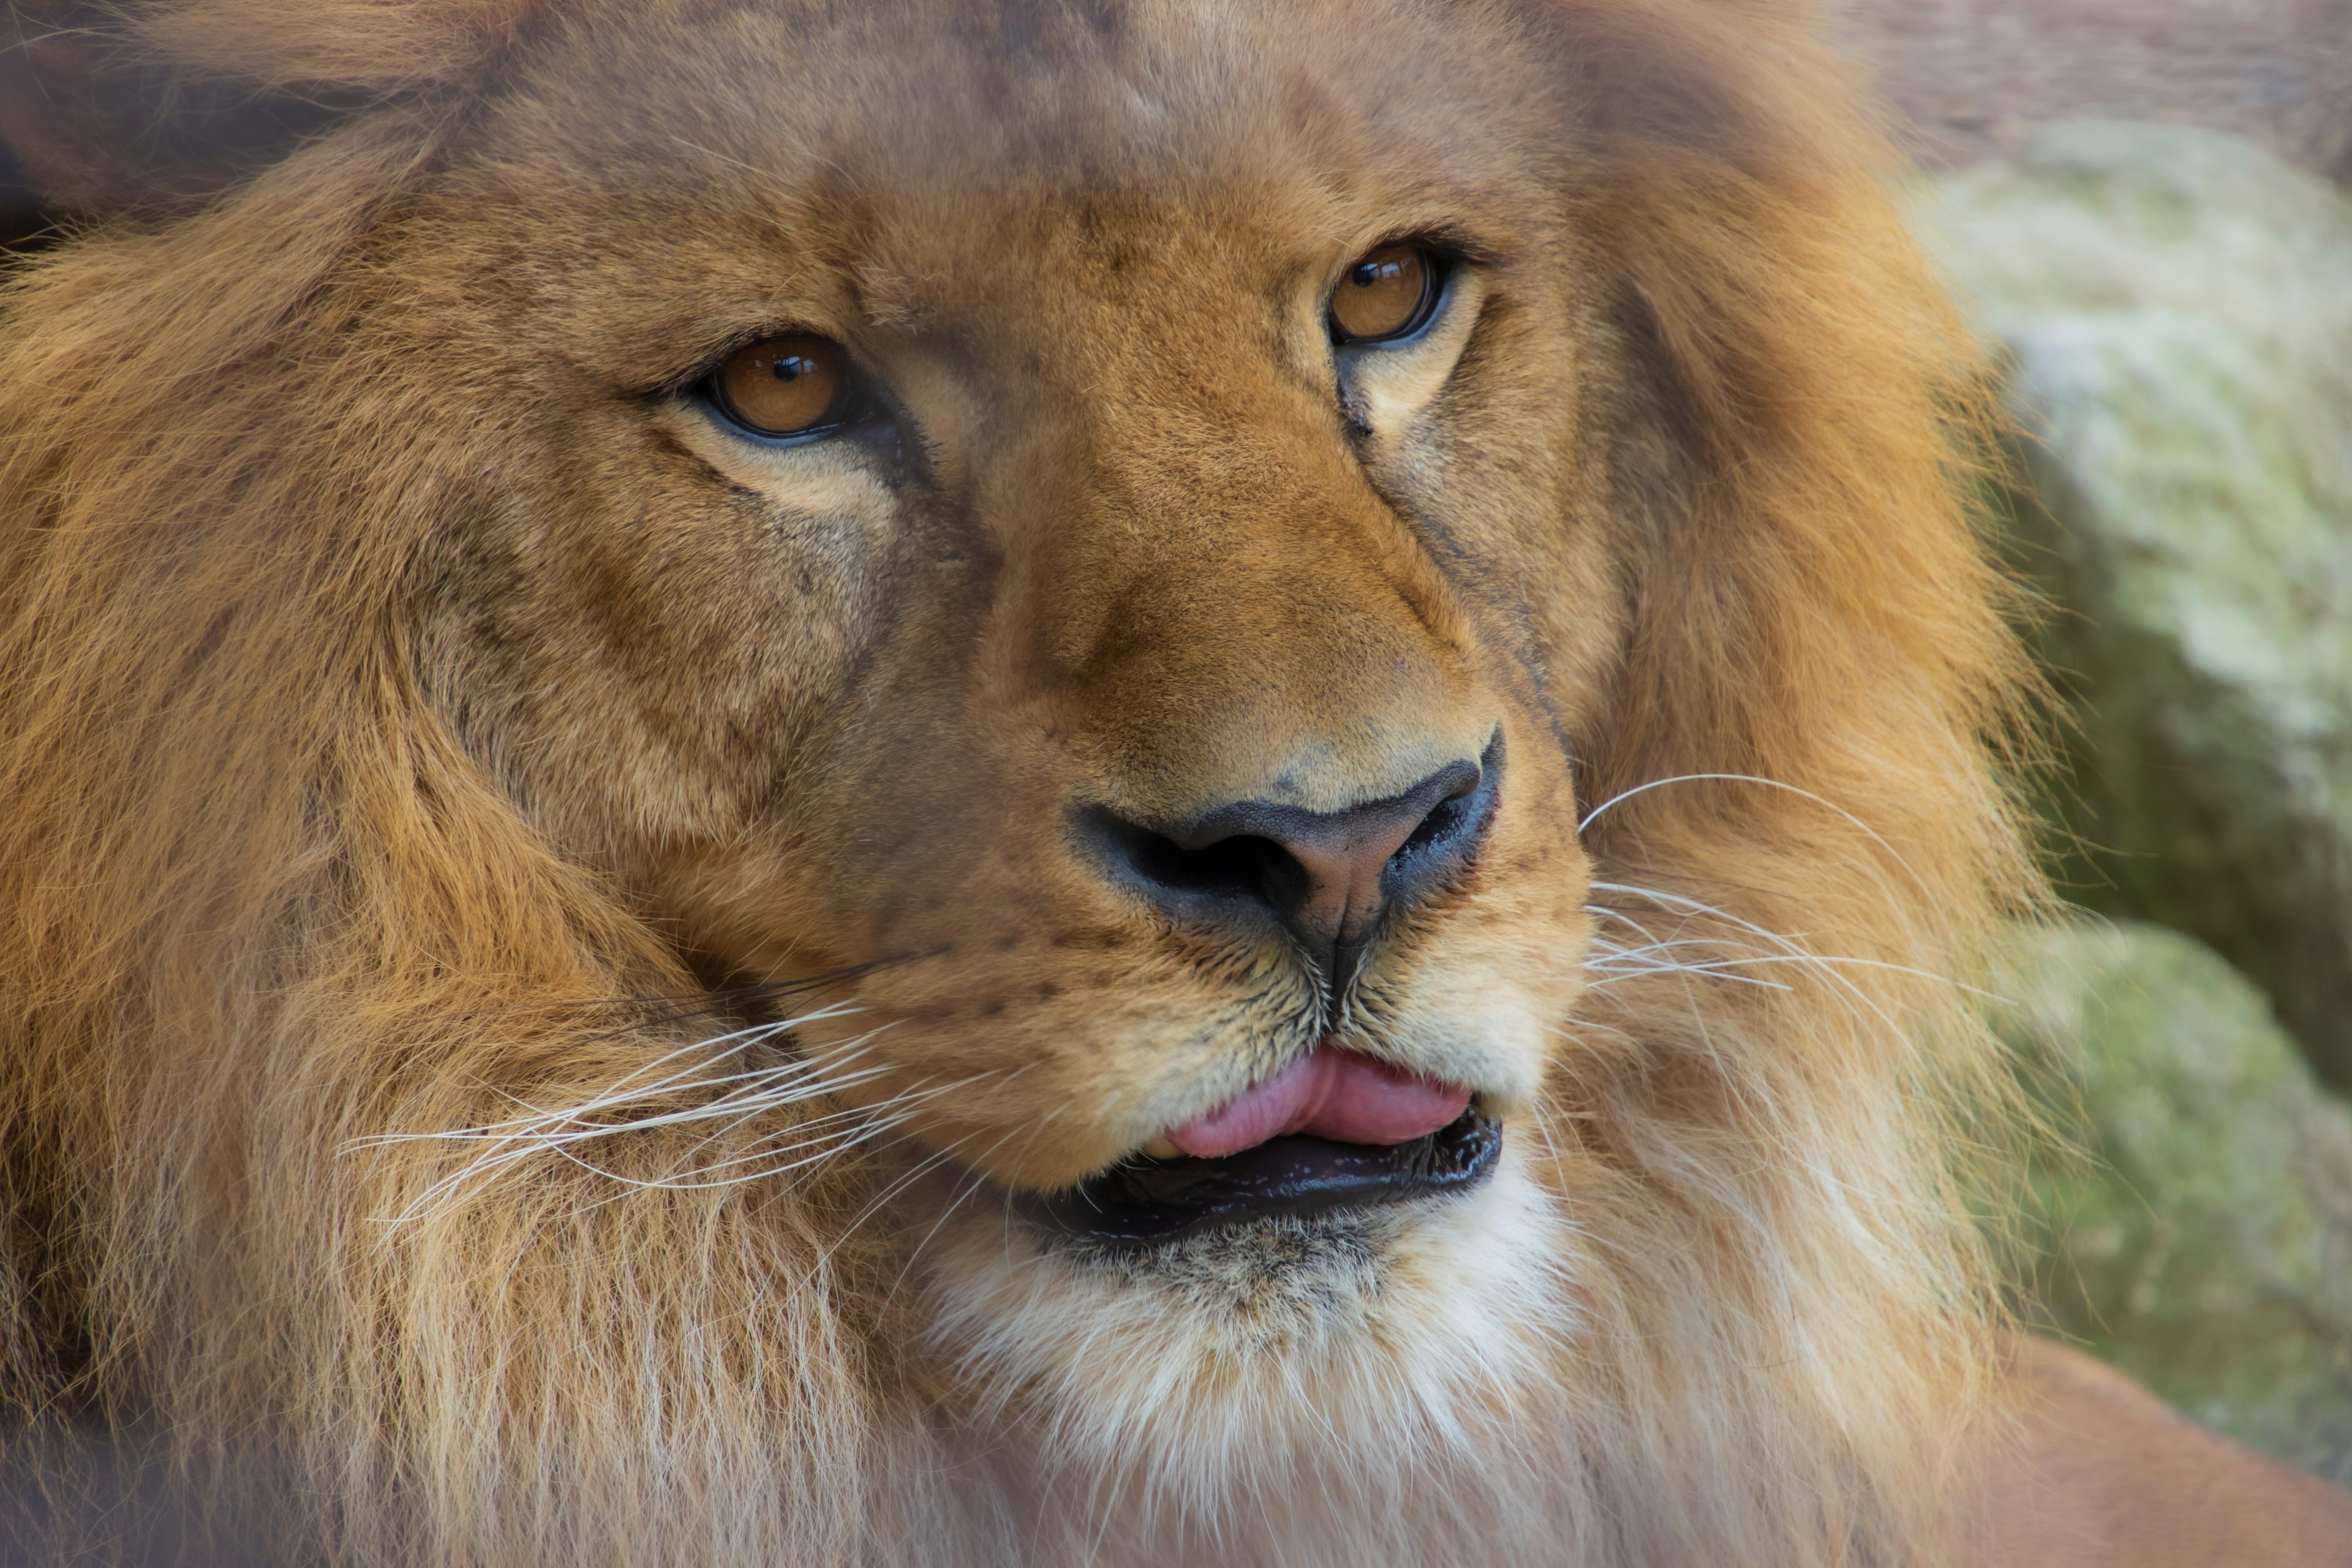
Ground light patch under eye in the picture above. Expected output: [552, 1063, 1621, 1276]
[712, 334, 849, 437]
[1334, 262, 1487, 442]
[1329, 244, 1439, 344]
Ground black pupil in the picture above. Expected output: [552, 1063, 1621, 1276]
[774, 355, 813, 382]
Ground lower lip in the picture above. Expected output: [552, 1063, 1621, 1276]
[1013, 1110, 1503, 1250]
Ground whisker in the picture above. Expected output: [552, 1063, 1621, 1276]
[1577, 923, 1795, 990]
[538, 1104, 938, 1194]
[349, 1054, 898, 1152]
[347, 1007, 973, 1220]
[404, 1087, 950, 1213]
[1582, 889, 2006, 1005]
[347, 1009, 873, 1151]
[1585, 880, 1905, 1036]
[644, 1072, 1011, 1185]
[803, 1061, 1050, 1277]
[879, 1123, 1033, 1314]
[1575, 771, 1935, 907]
[1580, 965, 1793, 993]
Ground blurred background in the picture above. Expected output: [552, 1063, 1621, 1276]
[1835, 0, 2352, 1485]
[4, 0, 2348, 1488]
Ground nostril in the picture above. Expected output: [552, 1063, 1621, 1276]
[1082, 810, 1311, 920]
[1381, 753, 1490, 889]
[1395, 777, 1473, 858]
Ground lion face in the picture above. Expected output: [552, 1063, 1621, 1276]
[404, 1, 1619, 1286]
[2, 0, 2035, 1557]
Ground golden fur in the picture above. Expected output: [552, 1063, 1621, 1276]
[7, 1, 2335, 1563]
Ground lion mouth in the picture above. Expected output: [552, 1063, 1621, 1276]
[1016, 1109, 1503, 1249]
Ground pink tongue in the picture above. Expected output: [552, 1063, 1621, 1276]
[1169, 1046, 1471, 1159]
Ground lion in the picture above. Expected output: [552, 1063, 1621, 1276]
[1, 0, 2346, 1563]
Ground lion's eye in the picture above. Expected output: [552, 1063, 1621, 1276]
[709, 334, 851, 439]
[1329, 244, 1439, 344]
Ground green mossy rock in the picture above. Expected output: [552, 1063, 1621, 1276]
[1915, 123, 2352, 1091]
[1996, 918, 2352, 1484]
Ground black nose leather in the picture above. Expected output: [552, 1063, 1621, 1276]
[1082, 739, 1500, 981]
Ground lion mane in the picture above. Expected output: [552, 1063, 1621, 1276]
[0, 1, 2062, 1564]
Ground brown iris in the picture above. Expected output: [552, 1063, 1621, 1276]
[1329, 244, 1436, 343]
[712, 334, 848, 437]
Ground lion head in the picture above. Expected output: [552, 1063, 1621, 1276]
[0, 1, 2037, 1562]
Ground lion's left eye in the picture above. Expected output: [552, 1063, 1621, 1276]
[1329, 244, 1442, 344]
[703, 333, 868, 442]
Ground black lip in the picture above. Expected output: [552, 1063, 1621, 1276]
[1015, 1110, 1502, 1250]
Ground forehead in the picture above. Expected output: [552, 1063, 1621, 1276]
[478, 0, 1564, 301]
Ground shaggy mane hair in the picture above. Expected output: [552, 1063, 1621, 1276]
[1, 1, 2041, 1563]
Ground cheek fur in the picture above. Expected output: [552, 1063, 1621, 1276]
[417, 424, 905, 862]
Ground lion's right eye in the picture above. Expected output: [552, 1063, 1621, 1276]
[707, 334, 854, 440]
[1329, 244, 1440, 344]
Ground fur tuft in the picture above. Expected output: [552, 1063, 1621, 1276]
[137, 0, 544, 94]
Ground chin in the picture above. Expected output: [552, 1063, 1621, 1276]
[916, 1147, 1580, 1566]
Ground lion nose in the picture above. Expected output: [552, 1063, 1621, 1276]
[1082, 744, 1499, 981]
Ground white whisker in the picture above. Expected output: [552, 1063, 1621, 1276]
[1575, 771, 1934, 907]
[345, 1005, 969, 1221]
[1585, 880, 1906, 1036]
[1581, 889, 2005, 1004]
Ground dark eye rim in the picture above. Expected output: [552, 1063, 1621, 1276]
[1327, 244, 1453, 347]
[694, 334, 880, 447]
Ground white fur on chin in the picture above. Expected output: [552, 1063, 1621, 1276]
[918, 1149, 1596, 1567]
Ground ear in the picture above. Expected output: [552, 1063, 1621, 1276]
[0, 0, 532, 217]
